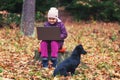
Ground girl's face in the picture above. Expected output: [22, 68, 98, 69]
[48, 17, 57, 24]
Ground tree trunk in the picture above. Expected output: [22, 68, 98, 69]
[21, 0, 35, 36]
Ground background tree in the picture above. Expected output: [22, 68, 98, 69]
[0, 0, 23, 13]
[21, 0, 36, 36]
[66, 0, 120, 22]
[0, 0, 120, 24]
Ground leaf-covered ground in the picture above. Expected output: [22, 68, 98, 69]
[0, 22, 120, 80]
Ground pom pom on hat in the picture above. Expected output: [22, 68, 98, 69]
[48, 7, 58, 19]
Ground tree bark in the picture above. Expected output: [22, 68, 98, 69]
[21, 0, 35, 36]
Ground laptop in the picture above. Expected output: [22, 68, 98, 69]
[36, 27, 61, 40]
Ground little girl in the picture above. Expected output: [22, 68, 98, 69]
[40, 7, 68, 68]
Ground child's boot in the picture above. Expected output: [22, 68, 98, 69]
[51, 57, 57, 68]
[42, 57, 48, 68]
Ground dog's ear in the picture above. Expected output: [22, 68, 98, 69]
[75, 44, 83, 50]
[75, 44, 82, 49]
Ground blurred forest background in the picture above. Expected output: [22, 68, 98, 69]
[0, 0, 120, 80]
[0, 0, 120, 28]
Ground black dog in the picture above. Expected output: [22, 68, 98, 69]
[53, 44, 87, 77]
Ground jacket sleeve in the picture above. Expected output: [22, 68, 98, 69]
[60, 22, 68, 39]
[44, 22, 48, 27]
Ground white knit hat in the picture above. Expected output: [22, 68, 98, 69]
[48, 7, 58, 19]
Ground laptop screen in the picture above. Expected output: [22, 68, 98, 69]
[36, 27, 61, 40]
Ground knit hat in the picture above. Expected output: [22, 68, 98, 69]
[48, 7, 58, 19]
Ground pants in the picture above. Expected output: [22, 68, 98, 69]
[40, 41, 60, 58]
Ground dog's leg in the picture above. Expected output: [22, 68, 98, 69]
[59, 68, 68, 76]
[71, 68, 75, 75]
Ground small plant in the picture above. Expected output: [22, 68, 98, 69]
[0, 12, 21, 28]
[97, 62, 113, 70]
[35, 11, 46, 22]
[6, 13, 21, 25]
[109, 35, 117, 41]
[0, 67, 3, 73]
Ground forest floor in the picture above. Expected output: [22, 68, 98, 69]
[0, 9, 120, 80]
[0, 21, 120, 80]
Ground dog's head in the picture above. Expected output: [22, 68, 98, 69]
[76, 44, 87, 54]
[72, 45, 87, 56]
